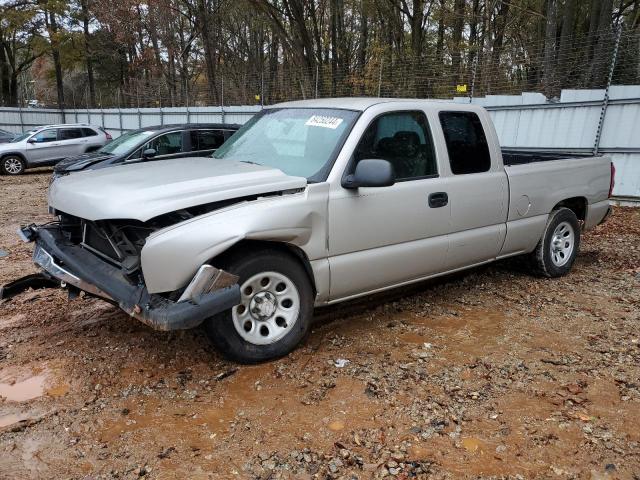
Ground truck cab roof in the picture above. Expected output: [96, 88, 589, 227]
[269, 97, 482, 113]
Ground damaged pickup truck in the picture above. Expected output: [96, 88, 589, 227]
[2, 98, 614, 363]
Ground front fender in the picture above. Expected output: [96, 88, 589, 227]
[140, 183, 329, 294]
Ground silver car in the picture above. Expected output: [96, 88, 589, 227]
[0, 124, 111, 175]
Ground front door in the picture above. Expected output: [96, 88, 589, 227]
[26, 128, 65, 164]
[328, 110, 450, 301]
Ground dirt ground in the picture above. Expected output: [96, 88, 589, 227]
[0, 170, 639, 480]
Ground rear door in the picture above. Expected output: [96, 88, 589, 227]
[327, 109, 450, 300]
[436, 110, 508, 269]
[189, 129, 227, 156]
[58, 128, 87, 156]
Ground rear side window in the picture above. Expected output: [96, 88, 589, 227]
[439, 111, 491, 175]
[59, 128, 83, 140]
[82, 128, 98, 137]
[190, 130, 225, 151]
[353, 111, 437, 180]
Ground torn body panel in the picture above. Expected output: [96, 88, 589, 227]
[141, 183, 330, 300]
[21, 225, 240, 331]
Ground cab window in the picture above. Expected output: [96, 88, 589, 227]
[439, 111, 491, 175]
[353, 111, 437, 180]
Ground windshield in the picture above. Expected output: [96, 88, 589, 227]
[98, 130, 157, 155]
[11, 133, 31, 143]
[213, 108, 359, 179]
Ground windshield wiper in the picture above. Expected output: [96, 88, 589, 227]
[238, 160, 262, 166]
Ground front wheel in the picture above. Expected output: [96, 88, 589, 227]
[532, 207, 581, 277]
[204, 249, 314, 363]
[1, 155, 26, 175]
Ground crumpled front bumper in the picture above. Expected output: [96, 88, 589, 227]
[15, 225, 240, 331]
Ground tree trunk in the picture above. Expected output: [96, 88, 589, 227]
[80, 0, 95, 107]
[451, 0, 465, 85]
[0, 43, 11, 106]
[556, 0, 576, 89]
[489, 0, 510, 93]
[543, 0, 558, 97]
[197, 0, 219, 104]
[435, 0, 445, 66]
[330, 0, 338, 95]
[590, 0, 614, 86]
[47, 10, 65, 109]
[467, 0, 480, 80]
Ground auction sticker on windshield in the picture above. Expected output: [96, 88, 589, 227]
[305, 115, 344, 129]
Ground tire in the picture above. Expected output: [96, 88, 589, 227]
[531, 207, 581, 277]
[1, 155, 26, 175]
[204, 248, 314, 363]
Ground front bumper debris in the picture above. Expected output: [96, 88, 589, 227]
[8, 224, 240, 331]
[0, 273, 60, 301]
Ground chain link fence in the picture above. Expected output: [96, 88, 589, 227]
[50, 25, 635, 109]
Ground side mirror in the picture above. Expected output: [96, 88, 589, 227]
[342, 159, 395, 189]
[142, 148, 157, 159]
[27, 138, 36, 144]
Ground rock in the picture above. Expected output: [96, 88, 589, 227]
[391, 452, 404, 461]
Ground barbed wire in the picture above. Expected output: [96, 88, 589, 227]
[23, 26, 640, 110]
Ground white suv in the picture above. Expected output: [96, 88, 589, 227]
[0, 124, 111, 175]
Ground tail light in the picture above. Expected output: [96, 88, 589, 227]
[608, 161, 615, 198]
[105, 132, 112, 140]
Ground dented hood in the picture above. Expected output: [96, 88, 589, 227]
[48, 157, 307, 221]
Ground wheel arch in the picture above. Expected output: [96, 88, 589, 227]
[211, 239, 318, 297]
[0, 151, 27, 163]
[552, 196, 587, 222]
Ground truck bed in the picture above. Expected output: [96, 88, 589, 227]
[502, 149, 596, 166]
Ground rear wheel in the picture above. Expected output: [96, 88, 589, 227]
[532, 207, 581, 277]
[1, 155, 25, 175]
[204, 249, 313, 363]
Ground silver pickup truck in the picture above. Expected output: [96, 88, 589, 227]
[4, 98, 613, 363]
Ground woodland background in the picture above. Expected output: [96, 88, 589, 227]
[0, 0, 639, 108]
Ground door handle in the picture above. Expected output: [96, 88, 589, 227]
[428, 192, 448, 208]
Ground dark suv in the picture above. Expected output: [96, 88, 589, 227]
[53, 123, 240, 178]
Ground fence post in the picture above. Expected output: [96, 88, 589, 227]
[72, 90, 78, 123]
[18, 104, 24, 132]
[137, 85, 142, 129]
[99, 91, 105, 128]
[469, 55, 478, 104]
[594, 24, 622, 155]
[221, 77, 225, 124]
[118, 89, 123, 134]
[377, 60, 383, 97]
[86, 87, 90, 125]
[186, 92, 191, 123]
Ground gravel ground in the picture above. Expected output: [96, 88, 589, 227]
[0, 170, 639, 480]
